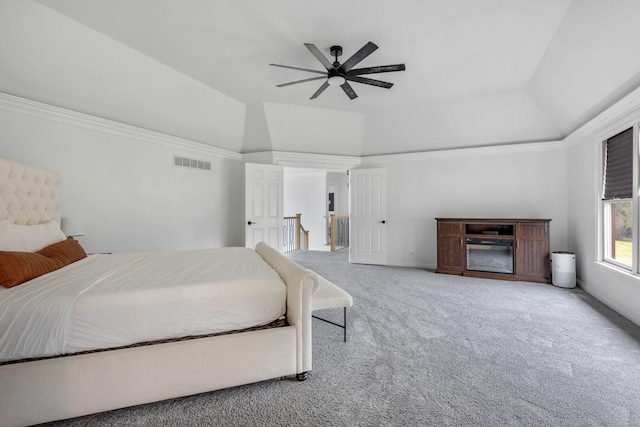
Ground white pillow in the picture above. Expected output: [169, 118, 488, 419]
[0, 220, 66, 252]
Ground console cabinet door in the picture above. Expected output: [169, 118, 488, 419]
[436, 221, 464, 274]
[515, 222, 550, 282]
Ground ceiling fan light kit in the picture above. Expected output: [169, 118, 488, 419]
[270, 41, 406, 100]
[328, 75, 346, 86]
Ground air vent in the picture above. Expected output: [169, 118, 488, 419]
[174, 155, 211, 171]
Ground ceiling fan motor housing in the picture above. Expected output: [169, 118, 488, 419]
[329, 45, 346, 84]
[328, 68, 345, 78]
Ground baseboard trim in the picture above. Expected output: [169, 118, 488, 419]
[578, 277, 640, 327]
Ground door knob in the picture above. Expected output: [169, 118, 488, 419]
[247, 221, 256, 225]
[379, 220, 386, 224]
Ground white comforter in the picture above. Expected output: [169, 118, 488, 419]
[0, 247, 286, 362]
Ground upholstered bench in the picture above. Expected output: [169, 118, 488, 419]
[312, 274, 353, 342]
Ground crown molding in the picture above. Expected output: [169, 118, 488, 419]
[242, 151, 361, 170]
[241, 151, 274, 165]
[360, 139, 565, 165]
[565, 85, 640, 147]
[243, 141, 566, 169]
[0, 92, 242, 161]
[1, 91, 578, 166]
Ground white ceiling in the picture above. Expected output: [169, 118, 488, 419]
[37, 0, 570, 111]
[9, 0, 640, 155]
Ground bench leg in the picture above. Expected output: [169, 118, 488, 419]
[343, 307, 347, 342]
[312, 307, 348, 342]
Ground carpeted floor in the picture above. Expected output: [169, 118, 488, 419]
[42, 250, 640, 426]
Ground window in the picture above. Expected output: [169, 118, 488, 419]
[601, 127, 635, 269]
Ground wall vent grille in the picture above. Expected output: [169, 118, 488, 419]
[174, 155, 211, 171]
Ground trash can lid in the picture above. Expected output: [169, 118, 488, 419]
[552, 251, 574, 254]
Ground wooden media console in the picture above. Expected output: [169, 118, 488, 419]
[435, 218, 551, 283]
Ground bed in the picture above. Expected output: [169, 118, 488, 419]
[0, 158, 318, 426]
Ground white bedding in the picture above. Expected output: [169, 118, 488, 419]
[0, 247, 286, 362]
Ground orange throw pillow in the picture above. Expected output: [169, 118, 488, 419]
[37, 237, 87, 264]
[0, 251, 65, 288]
[0, 238, 87, 288]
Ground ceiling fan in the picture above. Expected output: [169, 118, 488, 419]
[270, 41, 406, 100]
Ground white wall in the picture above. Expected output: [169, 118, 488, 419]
[361, 143, 569, 268]
[565, 89, 640, 326]
[0, 98, 244, 255]
[283, 169, 328, 251]
[3, 83, 639, 329]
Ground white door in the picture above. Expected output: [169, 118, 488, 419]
[245, 163, 284, 251]
[349, 168, 388, 265]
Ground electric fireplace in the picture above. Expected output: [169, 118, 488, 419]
[466, 238, 514, 274]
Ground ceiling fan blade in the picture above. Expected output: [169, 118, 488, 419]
[270, 63, 326, 75]
[304, 43, 335, 71]
[340, 81, 358, 100]
[277, 76, 327, 87]
[347, 64, 406, 76]
[339, 41, 378, 73]
[346, 76, 394, 89]
[310, 81, 330, 99]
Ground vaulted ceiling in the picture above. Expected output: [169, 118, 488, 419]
[3, 0, 640, 156]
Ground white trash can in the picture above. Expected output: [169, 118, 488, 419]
[551, 251, 576, 288]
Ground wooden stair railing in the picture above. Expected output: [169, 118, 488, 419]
[283, 213, 309, 253]
[299, 221, 309, 251]
[330, 214, 349, 252]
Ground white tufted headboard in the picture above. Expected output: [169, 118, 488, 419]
[0, 159, 61, 225]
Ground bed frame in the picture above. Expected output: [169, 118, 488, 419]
[0, 159, 317, 427]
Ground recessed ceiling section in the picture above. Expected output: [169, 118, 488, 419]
[263, 103, 365, 157]
[363, 89, 563, 156]
[15, 0, 640, 155]
[37, 0, 571, 111]
[1, 0, 246, 151]
[527, 0, 640, 135]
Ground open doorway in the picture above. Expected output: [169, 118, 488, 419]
[283, 167, 348, 252]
